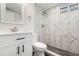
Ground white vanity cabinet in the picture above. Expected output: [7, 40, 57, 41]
[21, 39, 33, 56]
[0, 33, 33, 56]
[0, 42, 18, 56]
[16, 36, 33, 56]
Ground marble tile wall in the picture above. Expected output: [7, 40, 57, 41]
[45, 3, 79, 54]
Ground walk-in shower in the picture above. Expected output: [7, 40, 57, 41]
[35, 3, 79, 56]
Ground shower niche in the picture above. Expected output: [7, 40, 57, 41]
[0, 3, 24, 24]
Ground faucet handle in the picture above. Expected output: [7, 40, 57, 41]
[14, 26, 18, 32]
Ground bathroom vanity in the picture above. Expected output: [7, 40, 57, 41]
[0, 33, 33, 56]
[0, 3, 34, 56]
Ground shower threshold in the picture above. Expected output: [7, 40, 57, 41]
[45, 45, 79, 56]
[45, 50, 61, 56]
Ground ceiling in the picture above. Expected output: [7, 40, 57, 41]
[35, 3, 59, 10]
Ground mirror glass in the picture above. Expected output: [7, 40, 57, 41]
[3, 3, 23, 24]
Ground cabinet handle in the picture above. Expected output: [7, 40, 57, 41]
[16, 37, 25, 40]
[17, 46, 19, 55]
[22, 45, 24, 52]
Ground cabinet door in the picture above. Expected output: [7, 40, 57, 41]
[0, 43, 19, 56]
[21, 40, 33, 56]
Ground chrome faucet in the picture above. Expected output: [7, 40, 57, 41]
[10, 26, 18, 32]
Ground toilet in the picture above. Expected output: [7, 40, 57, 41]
[32, 33, 47, 56]
[33, 42, 47, 56]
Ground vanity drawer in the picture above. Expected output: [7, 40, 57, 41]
[0, 33, 33, 46]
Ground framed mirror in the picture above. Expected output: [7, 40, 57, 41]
[1, 3, 24, 24]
